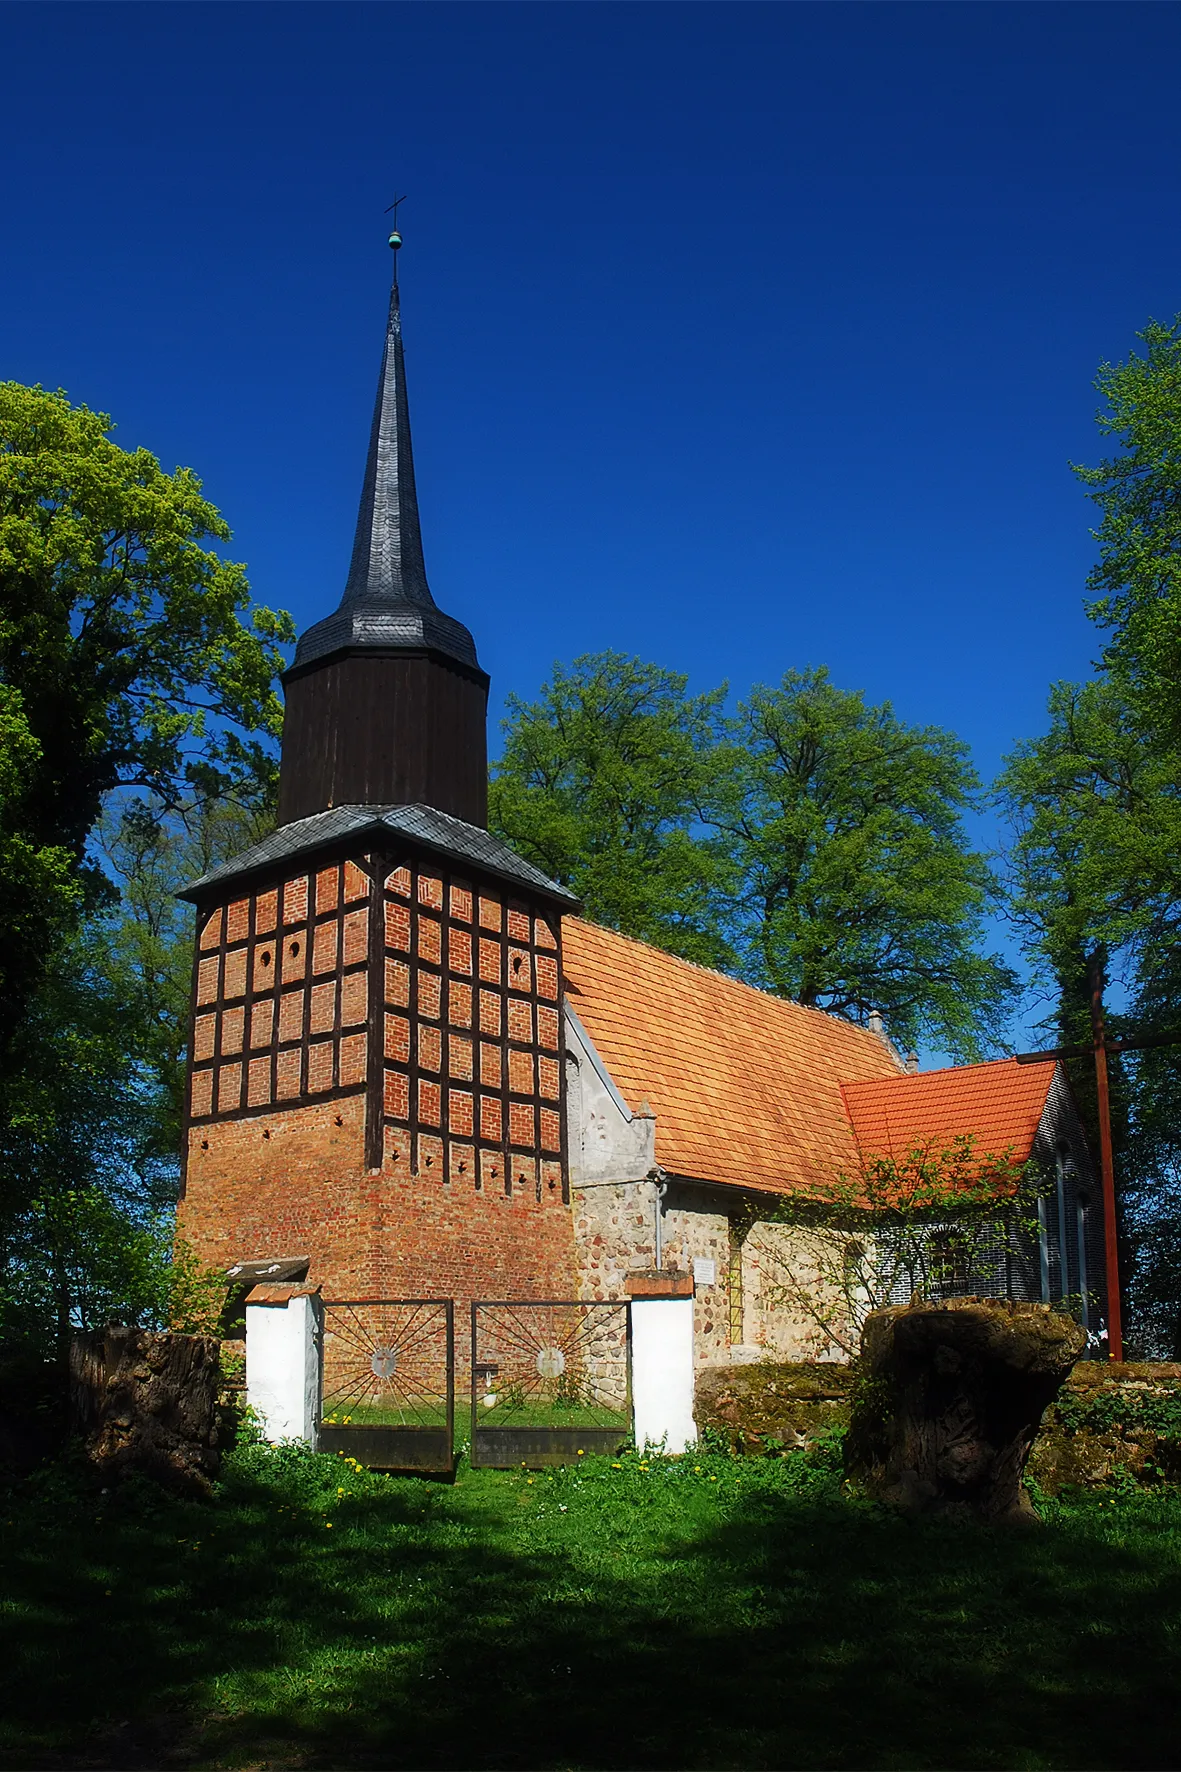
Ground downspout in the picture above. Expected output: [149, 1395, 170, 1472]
[1054, 1147, 1071, 1301]
[651, 1169, 669, 1268]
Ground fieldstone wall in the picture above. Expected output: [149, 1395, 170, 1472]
[696, 1355, 1181, 1492]
[1026, 1361, 1181, 1491]
[696, 1360, 854, 1453]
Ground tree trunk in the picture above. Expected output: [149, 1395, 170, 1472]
[846, 1297, 1086, 1524]
[69, 1326, 221, 1496]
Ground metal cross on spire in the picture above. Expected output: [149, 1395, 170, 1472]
[385, 192, 408, 261]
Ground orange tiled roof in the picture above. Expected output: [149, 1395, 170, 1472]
[561, 917, 904, 1195]
[841, 1059, 1055, 1169]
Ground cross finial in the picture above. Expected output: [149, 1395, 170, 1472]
[385, 192, 408, 253]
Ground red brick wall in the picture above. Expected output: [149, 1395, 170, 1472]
[179, 1093, 577, 1320]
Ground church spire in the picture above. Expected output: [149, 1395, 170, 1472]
[278, 224, 491, 831]
[291, 227, 481, 673]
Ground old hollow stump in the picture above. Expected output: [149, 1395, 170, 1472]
[846, 1298, 1086, 1524]
[69, 1327, 221, 1496]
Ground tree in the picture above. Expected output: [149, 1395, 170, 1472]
[90, 794, 276, 1168]
[0, 383, 290, 1348]
[998, 688, 1181, 1353]
[1078, 315, 1181, 759]
[488, 652, 736, 967]
[997, 317, 1181, 1354]
[715, 668, 1015, 1058]
[0, 798, 265, 1353]
[0, 382, 293, 1050]
[0, 685, 82, 1039]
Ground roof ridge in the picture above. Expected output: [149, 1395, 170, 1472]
[565, 915, 905, 1062]
[841, 1054, 1032, 1089]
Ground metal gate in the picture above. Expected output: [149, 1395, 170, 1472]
[319, 1298, 454, 1475]
[470, 1300, 631, 1467]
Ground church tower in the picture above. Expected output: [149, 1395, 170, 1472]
[177, 234, 579, 1307]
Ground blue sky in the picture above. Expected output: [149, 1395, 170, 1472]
[5, 2, 1181, 1055]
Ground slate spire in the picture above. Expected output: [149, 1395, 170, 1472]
[291, 237, 481, 672]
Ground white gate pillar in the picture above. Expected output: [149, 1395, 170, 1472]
[626, 1271, 697, 1454]
[245, 1282, 322, 1445]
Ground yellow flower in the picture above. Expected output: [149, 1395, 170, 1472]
[577, 1449, 584, 1456]
[527, 1478, 534, 1485]
[611, 1463, 622, 1470]
[326, 1522, 333, 1529]
[337, 1488, 345, 1496]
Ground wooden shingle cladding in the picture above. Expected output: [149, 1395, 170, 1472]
[185, 841, 567, 1205]
[278, 650, 489, 829]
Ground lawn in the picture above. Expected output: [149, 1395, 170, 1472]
[1, 1441, 1179, 1770]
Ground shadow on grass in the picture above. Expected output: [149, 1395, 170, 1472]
[1, 1448, 1179, 1770]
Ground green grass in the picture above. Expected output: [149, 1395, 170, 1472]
[1, 1442, 1180, 1769]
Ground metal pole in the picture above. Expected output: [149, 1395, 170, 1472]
[1087, 949, 1124, 1361]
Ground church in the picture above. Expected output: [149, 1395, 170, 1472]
[177, 238, 1105, 1366]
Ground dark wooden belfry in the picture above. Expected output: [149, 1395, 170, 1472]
[278, 244, 489, 828]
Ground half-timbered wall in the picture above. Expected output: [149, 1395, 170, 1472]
[379, 860, 565, 1205]
[180, 845, 576, 1309]
[189, 859, 372, 1124]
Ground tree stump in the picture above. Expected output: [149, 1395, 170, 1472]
[69, 1327, 221, 1496]
[846, 1298, 1086, 1524]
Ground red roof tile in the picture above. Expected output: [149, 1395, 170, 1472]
[562, 918, 903, 1195]
[841, 1059, 1055, 1169]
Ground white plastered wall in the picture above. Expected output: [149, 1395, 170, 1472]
[631, 1296, 697, 1453]
[245, 1291, 322, 1443]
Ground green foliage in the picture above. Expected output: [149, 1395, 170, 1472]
[492, 653, 1013, 1055]
[1053, 1382, 1181, 1442]
[0, 685, 84, 1044]
[90, 793, 275, 1160]
[0, 383, 288, 1355]
[0, 1178, 226, 1351]
[0, 381, 293, 1048]
[717, 669, 1015, 1057]
[999, 678, 1173, 968]
[1077, 315, 1181, 755]
[489, 652, 735, 966]
[0, 803, 254, 1353]
[3, 1445, 1181, 1768]
[765, 1136, 1030, 1358]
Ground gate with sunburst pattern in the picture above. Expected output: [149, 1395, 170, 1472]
[319, 1298, 454, 1474]
[470, 1300, 631, 1467]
